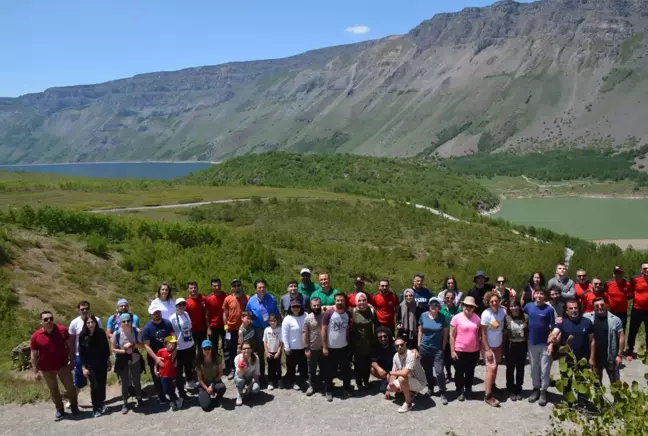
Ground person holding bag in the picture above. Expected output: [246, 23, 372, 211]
[111, 313, 145, 414]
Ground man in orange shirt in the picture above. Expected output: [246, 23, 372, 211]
[222, 279, 249, 379]
[185, 281, 208, 363]
[627, 263, 648, 360]
[581, 278, 604, 313]
[604, 266, 631, 331]
[574, 269, 592, 301]
[206, 277, 228, 356]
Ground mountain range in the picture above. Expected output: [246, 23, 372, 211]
[1, 0, 648, 164]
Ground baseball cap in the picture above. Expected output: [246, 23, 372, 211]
[354, 276, 364, 283]
[148, 301, 165, 315]
[428, 297, 442, 306]
[231, 278, 242, 285]
[117, 298, 129, 307]
[613, 266, 624, 273]
[201, 339, 213, 348]
[164, 336, 177, 344]
[175, 297, 187, 305]
[300, 268, 312, 276]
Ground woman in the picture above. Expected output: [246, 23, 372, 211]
[418, 297, 449, 405]
[282, 299, 307, 390]
[437, 276, 462, 307]
[494, 276, 516, 309]
[505, 299, 528, 401]
[450, 296, 481, 401]
[521, 272, 545, 308]
[480, 292, 506, 407]
[440, 291, 461, 381]
[195, 339, 227, 411]
[151, 282, 176, 321]
[79, 314, 111, 417]
[234, 341, 261, 406]
[169, 297, 196, 395]
[396, 289, 417, 349]
[349, 293, 377, 390]
[111, 313, 145, 414]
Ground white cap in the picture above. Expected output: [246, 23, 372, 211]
[148, 301, 165, 315]
[300, 268, 312, 275]
[175, 297, 187, 305]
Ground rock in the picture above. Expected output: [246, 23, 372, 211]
[11, 341, 31, 371]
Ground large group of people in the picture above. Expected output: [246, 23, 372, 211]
[28, 263, 648, 420]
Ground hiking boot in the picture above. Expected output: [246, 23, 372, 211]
[439, 392, 448, 405]
[70, 405, 80, 416]
[485, 396, 501, 407]
[236, 395, 243, 406]
[306, 384, 314, 396]
[326, 392, 333, 402]
[398, 402, 412, 413]
[539, 390, 548, 407]
[55, 410, 65, 421]
[528, 389, 540, 403]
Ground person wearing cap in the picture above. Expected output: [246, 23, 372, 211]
[604, 266, 632, 331]
[467, 271, 495, 316]
[195, 339, 227, 411]
[547, 263, 576, 301]
[524, 287, 555, 406]
[143, 301, 177, 404]
[106, 298, 140, 338]
[480, 292, 507, 407]
[302, 297, 325, 396]
[401, 273, 433, 320]
[373, 278, 399, 331]
[282, 299, 307, 390]
[298, 268, 322, 299]
[397, 289, 418, 349]
[155, 336, 183, 411]
[350, 292, 378, 390]
[222, 279, 249, 379]
[310, 273, 341, 310]
[234, 341, 261, 406]
[449, 296, 481, 401]
[206, 277, 228, 358]
[418, 297, 449, 405]
[245, 278, 280, 385]
[437, 276, 462, 308]
[185, 281, 208, 362]
[68, 301, 103, 394]
[151, 282, 176, 321]
[347, 276, 371, 308]
[627, 263, 648, 359]
[111, 313, 145, 414]
[280, 279, 309, 317]
[170, 297, 198, 393]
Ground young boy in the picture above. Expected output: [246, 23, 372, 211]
[156, 336, 183, 411]
[263, 314, 283, 390]
[238, 312, 256, 351]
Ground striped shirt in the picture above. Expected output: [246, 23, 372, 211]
[392, 349, 427, 386]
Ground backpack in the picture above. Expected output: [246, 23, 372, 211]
[111, 312, 134, 330]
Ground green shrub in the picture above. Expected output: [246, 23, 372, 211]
[85, 234, 109, 257]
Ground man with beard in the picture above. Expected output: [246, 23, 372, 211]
[106, 299, 139, 338]
[401, 273, 433, 319]
[302, 297, 324, 396]
[467, 271, 495, 316]
[371, 326, 396, 392]
[222, 279, 249, 379]
[281, 279, 309, 316]
[584, 298, 624, 384]
[373, 279, 399, 332]
[321, 293, 352, 401]
[206, 277, 228, 357]
[387, 337, 428, 413]
[574, 269, 592, 301]
[68, 301, 102, 393]
[298, 268, 322, 299]
[582, 278, 605, 314]
[347, 276, 371, 309]
[547, 263, 576, 301]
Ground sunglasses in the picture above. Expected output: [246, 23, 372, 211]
[203, 347, 213, 351]
[177, 303, 186, 307]
[121, 320, 132, 324]
[395, 343, 406, 348]
[497, 281, 505, 284]
[42, 317, 53, 322]
[577, 275, 587, 278]
[79, 307, 89, 312]
[232, 284, 241, 287]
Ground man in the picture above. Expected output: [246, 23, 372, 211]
[321, 293, 352, 401]
[143, 301, 185, 403]
[582, 278, 605, 314]
[106, 298, 140, 337]
[373, 278, 399, 331]
[185, 280, 208, 357]
[371, 326, 396, 392]
[245, 278, 280, 384]
[467, 271, 495, 315]
[281, 279, 309, 317]
[298, 268, 322, 299]
[550, 300, 594, 405]
[302, 297, 325, 396]
[310, 273, 341, 310]
[206, 277, 227, 355]
[222, 279, 249, 379]
[584, 298, 624, 384]
[68, 301, 102, 393]
[524, 288, 555, 407]
[547, 263, 576, 300]
[402, 273, 433, 319]
[574, 269, 592, 300]
[347, 276, 371, 309]
[440, 291, 460, 381]
[604, 266, 632, 331]
[549, 285, 566, 322]
[387, 337, 428, 413]
[30, 311, 79, 420]
[627, 263, 648, 359]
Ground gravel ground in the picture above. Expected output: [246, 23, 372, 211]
[1, 359, 644, 436]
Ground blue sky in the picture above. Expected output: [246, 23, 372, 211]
[1, 0, 533, 97]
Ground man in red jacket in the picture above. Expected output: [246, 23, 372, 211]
[372, 278, 398, 332]
[185, 281, 208, 369]
[206, 277, 228, 355]
[627, 263, 648, 360]
[604, 266, 631, 331]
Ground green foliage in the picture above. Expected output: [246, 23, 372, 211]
[85, 233, 109, 257]
[601, 68, 634, 93]
[620, 33, 643, 64]
[424, 121, 473, 153]
[0, 228, 12, 265]
[289, 132, 351, 153]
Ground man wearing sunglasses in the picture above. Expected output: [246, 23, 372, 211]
[387, 337, 427, 413]
[574, 270, 592, 301]
[30, 311, 79, 421]
[68, 301, 102, 393]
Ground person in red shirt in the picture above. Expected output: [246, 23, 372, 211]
[30, 311, 79, 420]
[604, 266, 632, 330]
[372, 278, 398, 332]
[185, 281, 208, 356]
[156, 336, 183, 411]
[206, 277, 228, 355]
[574, 269, 592, 301]
[582, 278, 605, 313]
[222, 279, 250, 379]
[627, 263, 648, 359]
[347, 276, 372, 308]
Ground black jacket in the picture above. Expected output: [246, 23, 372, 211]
[78, 328, 111, 369]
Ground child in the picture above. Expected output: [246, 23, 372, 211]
[156, 336, 183, 411]
[263, 314, 283, 390]
[238, 312, 256, 351]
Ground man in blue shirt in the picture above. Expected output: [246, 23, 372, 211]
[401, 273, 433, 319]
[245, 278, 279, 385]
[524, 288, 555, 406]
[106, 299, 140, 338]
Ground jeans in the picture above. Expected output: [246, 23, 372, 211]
[596, 362, 620, 384]
[307, 349, 325, 388]
[235, 376, 260, 397]
[444, 343, 455, 377]
[324, 346, 351, 392]
[147, 355, 165, 400]
[285, 349, 307, 384]
[528, 343, 552, 391]
[198, 381, 226, 410]
[177, 346, 196, 385]
[253, 328, 266, 379]
[506, 341, 527, 394]
[160, 377, 178, 402]
[87, 364, 108, 410]
[627, 308, 648, 354]
[223, 330, 239, 374]
[42, 366, 77, 411]
[611, 311, 628, 331]
[118, 359, 142, 403]
[455, 351, 479, 394]
[421, 349, 446, 393]
[209, 327, 226, 355]
[353, 353, 371, 386]
[267, 352, 282, 382]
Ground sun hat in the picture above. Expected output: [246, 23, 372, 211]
[118, 313, 132, 322]
[300, 268, 312, 276]
[201, 339, 213, 348]
[473, 271, 489, 282]
[175, 297, 187, 305]
[428, 297, 442, 306]
[462, 296, 478, 307]
[164, 336, 177, 344]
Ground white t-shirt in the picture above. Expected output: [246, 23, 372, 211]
[169, 311, 194, 351]
[263, 326, 282, 353]
[150, 298, 176, 321]
[480, 307, 506, 348]
[69, 316, 103, 356]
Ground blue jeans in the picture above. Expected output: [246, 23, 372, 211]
[160, 377, 178, 402]
[234, 376, 260, 396]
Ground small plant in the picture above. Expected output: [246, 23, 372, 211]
[85, 233, 109, 257]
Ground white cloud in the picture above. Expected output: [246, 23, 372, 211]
[345, 25, 370, 35]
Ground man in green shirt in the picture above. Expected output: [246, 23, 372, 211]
[298, 268, 322, 299]
[310, 273, 340, 310]
[440, 290, 461, 381]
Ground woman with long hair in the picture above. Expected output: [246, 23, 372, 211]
[151, 282, 176, 321]
[195, 339, 227, 411]
[521, 272, 545, 308]
[480, 292, 506, 407]
[234, 341, 261, 406]
[396, 289, 417, 349]
[437, 276, 462, 307]
[111, 313, 145, 414]
[78, 314, 111, 417]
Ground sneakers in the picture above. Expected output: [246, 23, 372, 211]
[236, 395, 243, 406]
[439, 393, 448, 405]
[485, 396, 501, 407]
[121, 404, 129, 414]
[63, 400, 71, 409]
[227, 370, 235, 380]
[398, 402, 413, 413]
[457, 392, 465, 402]
[326, 392, 333, 402]
[538, 390, 548, 407]
[510, 392, 518, 402]
[101, 404, 107, 415]
[293, 383, 300, 391]
[176, 397, 184, 409]
[93, 409, 102, 418]
[171, 401, 179, 412]
[55, 410, 65, 421]
[268, 382, 275, 391]
[306, 384, 314, 396]
[528, 389, 540, 403]
[187, 381, 199, 390]
[70, 405, 80, 416]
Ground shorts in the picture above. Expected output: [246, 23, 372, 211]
[392, 376, 424, 393]
[73, 355, 87, 389]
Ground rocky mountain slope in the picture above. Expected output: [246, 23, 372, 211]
[1, 0, 648, 163]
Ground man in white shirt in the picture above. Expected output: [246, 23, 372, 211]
[68, 301, 102, 392]
[388, 337, 427, 413]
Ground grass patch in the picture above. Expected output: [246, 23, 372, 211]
[620, 32, 643, 64]
[601, 68, 633, 92]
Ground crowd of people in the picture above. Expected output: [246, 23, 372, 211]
[29, 263, 648, 420]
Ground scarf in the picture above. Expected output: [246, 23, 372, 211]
[398, 290, 417, 340]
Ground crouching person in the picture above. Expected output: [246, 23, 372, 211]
[196, 340, 227, 411]
[234, 341, 261, 406]
[387, 337, 427, 413]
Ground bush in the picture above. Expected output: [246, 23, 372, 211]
[85, 234, 109, 257]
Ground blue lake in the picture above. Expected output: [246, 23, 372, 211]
[0, 162, 214, 180]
